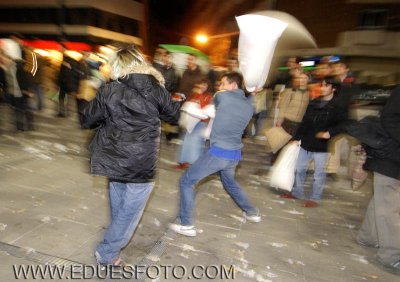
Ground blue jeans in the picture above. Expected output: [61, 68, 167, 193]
[179, 122, 207, 164]
[292, 147, 329, 202]
[179, 153, 258, 226]
[95, 181, 154, 264]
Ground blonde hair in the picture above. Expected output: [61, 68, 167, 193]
[109, 45, 147, 80]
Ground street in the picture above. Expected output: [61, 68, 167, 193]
[0, 100, 397, 282]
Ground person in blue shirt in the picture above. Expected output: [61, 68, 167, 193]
[169, 72, 261, 237]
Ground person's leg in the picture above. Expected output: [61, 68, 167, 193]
[68, 93, 78, 115]
[108, 182, 125, 221]
[255, 110, 267, 136]
[357, 197, 379, 247]
[178, 131, 192, 164]
[325, 134, 345, 174]
[179, 123, 207, 165]
[187, 122, 207, 163]
[21, 96, 34, 130]
[14, 97, 25, 130]
[37, 84, 44, 111]
[291, 147, 312, 199]
[58, 89, 66, 116]
[220, 161, 258, 215]
[373, 173, 400, 266]
[179, 154, 224, 226]
[32, 83, 44, 111]
[95, 182, 154, 264]
[310, 152, 329, 202]
[244, 116, 256, 138]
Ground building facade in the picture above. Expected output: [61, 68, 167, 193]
[0, 0, 147, 51]
[276, 0, 400, 86]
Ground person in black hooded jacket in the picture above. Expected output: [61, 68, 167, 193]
[357, 85, 400, 274]
[79, 45, 180, 267]
[281, 77, 348, 207]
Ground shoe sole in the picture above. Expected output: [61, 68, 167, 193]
[244, 213, 262, 223]
[169, 224, 197, 237]
[174, 231, 197, 237]
[245, 218, 261, 223]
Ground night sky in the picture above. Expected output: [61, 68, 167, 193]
[148, 0, 268, 53]
[148, 0, 193, 45]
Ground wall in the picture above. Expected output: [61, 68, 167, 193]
[275, 0, 400, 47]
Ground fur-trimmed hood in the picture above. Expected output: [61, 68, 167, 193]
[118, 64, 165, 87]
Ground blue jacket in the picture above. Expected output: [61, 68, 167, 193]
[210, 89, 254, 150]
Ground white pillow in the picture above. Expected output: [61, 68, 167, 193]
[236, 15, 287, 92]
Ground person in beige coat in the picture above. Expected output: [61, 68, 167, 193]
[270, 72, 310, 162]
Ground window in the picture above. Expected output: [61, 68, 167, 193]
[0, 8, 58, 24]
[358, 9, 388, 29]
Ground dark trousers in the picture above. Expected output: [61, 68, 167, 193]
[358, 172, 400, 265]
[14, 96, 34, 131]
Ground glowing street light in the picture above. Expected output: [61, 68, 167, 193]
[195, 34, 208, 44]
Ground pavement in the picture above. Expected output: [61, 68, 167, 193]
[0, 99, 398, 282]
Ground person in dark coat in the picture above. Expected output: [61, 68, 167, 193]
[1, 47, 34, 131]
[153, 50, 178, 93]
[0, 49, 7, 104]
[79, 45, 180, 266]
[357, 85, 400, 274]
[281, 77, 348, 207]
[57, 53, 84, 117]
[325, 61, 360, 179]
[178, 53, 203, 98]
[15, 60, 35, 130]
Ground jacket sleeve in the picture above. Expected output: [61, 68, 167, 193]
[16, 62, 33, 92]
[327, 98, 350, 137]
[157, 85, 181, 124]
[292, 105, 309, 141]
[79, 85, 108, 129]
[213, 90, 226, 108]
[381, 86, 400, 144]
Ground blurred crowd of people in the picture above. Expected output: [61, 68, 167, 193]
[0, 39, 399, 274]
[0, 34, 107, 132]
[138, 50, 399, 273]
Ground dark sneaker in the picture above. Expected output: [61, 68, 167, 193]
[377, 258, 400, 275]
[356, 239, 379, 248]
[302, 200, 318, 208]
[175, 163, 190, 170]
[280, 193, 297, 199]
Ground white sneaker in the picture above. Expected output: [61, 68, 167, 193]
[169, 223, 197, 237]
[243, 212, 261, 223]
